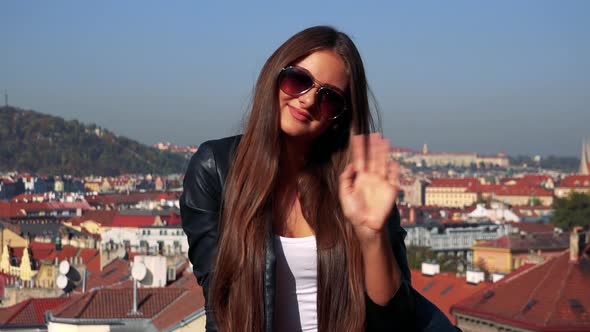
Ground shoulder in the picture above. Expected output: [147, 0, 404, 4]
[197, 135, 242, 155]
[187, 135, 242, 172]
[182, 135, 242, 211]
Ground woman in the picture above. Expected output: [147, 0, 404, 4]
[181, 26, 457, 331]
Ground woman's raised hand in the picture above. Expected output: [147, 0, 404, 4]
[338, 133, 400, 243]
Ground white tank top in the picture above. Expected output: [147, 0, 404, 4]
[273, 234, 318, 332]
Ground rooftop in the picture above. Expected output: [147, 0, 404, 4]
[411, 270, 491, 324]
[48, 286, 205, 331]
[0, 298, 69, 327]
[473, 233, 569, 252]
[452, 250, 590, 331]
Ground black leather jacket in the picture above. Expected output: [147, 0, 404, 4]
[181, 135, 458, 332]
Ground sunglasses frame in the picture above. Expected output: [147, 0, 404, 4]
[278, 66, 348, 120]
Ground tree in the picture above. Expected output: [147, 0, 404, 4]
[475, 257, 491, 280]
[551, 192, 590, 230]
[406, 246, 437, 270]
[529, 196, 542, 206]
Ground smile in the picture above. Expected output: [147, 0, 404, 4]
[287, 105, 312, 122]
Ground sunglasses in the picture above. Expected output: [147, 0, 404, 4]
[278, 66, 347, 120]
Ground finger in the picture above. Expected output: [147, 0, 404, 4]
[376, 138, 390, 177]
[367, 133, 380, 173]
[339, 163, 356, 196]
[388, 161, 401, 188]
[351, 134, 366, 172]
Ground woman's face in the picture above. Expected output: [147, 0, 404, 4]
[278, 49, 349, 141]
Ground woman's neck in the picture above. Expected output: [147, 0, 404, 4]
[279, 136, 310, 178]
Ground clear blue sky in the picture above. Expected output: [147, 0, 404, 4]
[1, 1, 588, 156]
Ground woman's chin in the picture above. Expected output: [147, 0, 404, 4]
[280, 118, 311, 137]
[281, 117, 326, 136]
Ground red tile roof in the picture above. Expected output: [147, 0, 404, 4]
[67, 210, 117, 227]
[104, 192, 165, 205]
[35, 246, 102, 273]
[53, 287, 187, 319]
[505, 222, 556, 235]
[501, 175, 554, 187]
[411, 270, 491, 324]
[477, 183, 553, 197]
[33, 245, 101, 272]
[82, 258, 130, 290]
[494, 185, 553, 197]
[0, 298, 69, 326]
[47, 285, 205, 331]
[0, 202, 9, 217]
[112, 215, 158, 228]
[152, 288, 205, 330]
[522, 174, 554, 183]
[428, 178, 481, 189]
[452, 250, 590, 331]
[478, 184, 504, 193]
[84, 194, 115, 206]
[474, 233, 569, 252]
[29, 241, 56, 250]
[169, 270, 199, 290]
[558, 175, 590, 188]
[0, 202, 91, 218]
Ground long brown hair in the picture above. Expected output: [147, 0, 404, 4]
[211, 26, 377, 332]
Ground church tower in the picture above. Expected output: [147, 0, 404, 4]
[580, 137, 590, 175]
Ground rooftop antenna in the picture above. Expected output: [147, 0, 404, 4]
[56, 260, 81, 293]
[3, 90, 7, 107]
[129, 261, 148, 316]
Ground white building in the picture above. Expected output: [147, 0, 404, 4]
[404, 222, 513, 263]
[101, 225, 188, 256]
[467, 203, 520, 223]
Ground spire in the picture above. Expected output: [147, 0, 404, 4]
[580, 137, 590, 175]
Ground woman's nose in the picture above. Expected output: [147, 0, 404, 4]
[297, 87, 317, 109]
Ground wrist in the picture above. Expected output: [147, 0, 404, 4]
[356, 227, 389, 252]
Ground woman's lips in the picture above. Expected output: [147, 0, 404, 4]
[287, 105, 312, 122]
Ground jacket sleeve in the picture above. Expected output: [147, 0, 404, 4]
[364, 204, 416, 331]
[180, 141, 221, 332]
[365, 205, 458, 332]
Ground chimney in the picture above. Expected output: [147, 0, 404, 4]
[421, 261, 440, 276]
[570, 226, 588, 263]
[466, 270, 485, 285]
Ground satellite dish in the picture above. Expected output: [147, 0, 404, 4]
[131, 262, 147, 281]
[59, 260, 70, 275]
[56, 274, 68, 289]
[55, 260, 82, 293]
[128, 261, 150, 316]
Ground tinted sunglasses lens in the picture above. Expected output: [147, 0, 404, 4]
[317, 88, 345, 118]
[279, 67, 313, 95]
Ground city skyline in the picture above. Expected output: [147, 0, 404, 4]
[1, 1, 589, 156]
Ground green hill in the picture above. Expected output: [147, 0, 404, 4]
[0, 106, 189, 176]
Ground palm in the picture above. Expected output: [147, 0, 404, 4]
[339, 134, 400, 240]
[341, 172, 396, 230]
